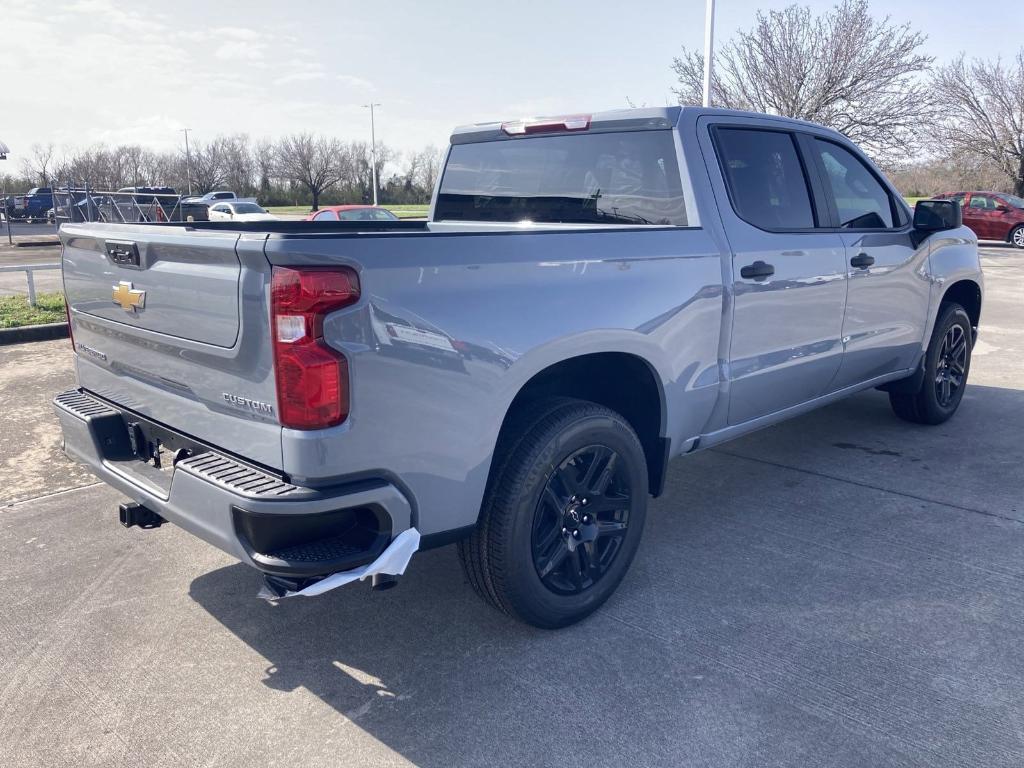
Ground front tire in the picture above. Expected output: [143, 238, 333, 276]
[1010, 225, 1024, 249]
[458, 398, 648, 628]
[890, 303, 972, 425]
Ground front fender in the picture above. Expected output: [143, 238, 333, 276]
[924, 226, 984, 343]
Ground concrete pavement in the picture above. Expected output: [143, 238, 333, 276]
[0, 246, 1022, 767]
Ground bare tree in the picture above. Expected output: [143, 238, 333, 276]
[186, 139, 229, 194]
[274, 134, 346, 210]
[21, 143, 56, 186]
[348, 140, 394, 200]
[117, 145, 146, 189]
[254, 138, 275, 198]
[672, 0, 933, 159]
[15, 134, 443, 205]
[411, 145, 445, 197]
[932, 51, 1024, 196]
[217, 134, 255, 196]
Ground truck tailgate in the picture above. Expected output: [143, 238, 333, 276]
[60, 223, 283, 469]
[64, 225, 242, 346]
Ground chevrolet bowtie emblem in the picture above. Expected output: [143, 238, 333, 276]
[112, 281, 146, 312]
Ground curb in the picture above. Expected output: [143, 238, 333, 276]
[0, 322, 69, 345]
[15, 239, 60, 247]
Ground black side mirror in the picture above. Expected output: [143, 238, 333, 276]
[913, 199, 962, 233]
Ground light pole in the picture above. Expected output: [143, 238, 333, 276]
[362, 103, 381, 206]
[0, 138, 11, 245]
[702, 0, 716, 107]
[180, 128, 193, 196]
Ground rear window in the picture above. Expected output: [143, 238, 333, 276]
[714, 128, 815, 230]
[435, 131, 688, 226]
[232, 202, 265, 214]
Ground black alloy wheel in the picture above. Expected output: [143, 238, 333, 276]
[531, 445, 632, 595]
[934, 323, 968, 408]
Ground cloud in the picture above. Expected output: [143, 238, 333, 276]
[65, 0, 169, 37]
[337, 75, 375, 90]
[1, 2, 431, 157]
[273, 71, 328, 86]
[215, 40, 267, 62]
[214, 26, 264, 41]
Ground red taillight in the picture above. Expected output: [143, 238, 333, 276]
[501, 114, 591, 136]
[271, 266, 360, 430]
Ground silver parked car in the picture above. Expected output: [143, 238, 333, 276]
[54, 107, 981, 627]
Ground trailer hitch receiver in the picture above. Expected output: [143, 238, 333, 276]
[119, 502, 165, 529]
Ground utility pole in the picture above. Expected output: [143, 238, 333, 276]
[702, 0, 716, 107]
[362, 103, 381, 206]
[1, 138, 11, 245]
[3, 177, 11, 246]
[180, 128, 193, 196]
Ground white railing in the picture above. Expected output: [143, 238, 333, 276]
[0, 263, 61, 307]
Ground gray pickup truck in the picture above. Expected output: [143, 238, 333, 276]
[54, 107, 982, 628]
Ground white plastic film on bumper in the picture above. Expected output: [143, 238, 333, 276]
[260, 528, 422, 599]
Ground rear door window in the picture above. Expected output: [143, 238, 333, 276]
[435, 130, 688, 226]
[713, 128, 816, 230]
[812, 139, 895, 229]
[339, 209, 372, 221]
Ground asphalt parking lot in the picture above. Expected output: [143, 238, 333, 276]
[0, 245, 63, 298]
[0, 219, 59, 239]
[1, 245, 1022, 767]
[1, 221, 63, 298]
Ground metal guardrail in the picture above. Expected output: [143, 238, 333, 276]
[0, 263, 60, 307]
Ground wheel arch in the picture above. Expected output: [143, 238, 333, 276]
[493, 351, 670, 499]
[940, 279, 982, 337]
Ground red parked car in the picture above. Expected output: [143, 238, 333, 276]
[304, 205, 400, 222]
[938, 191, 1024, 248]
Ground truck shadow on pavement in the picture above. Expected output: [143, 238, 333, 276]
[188, 386, 1024, 767]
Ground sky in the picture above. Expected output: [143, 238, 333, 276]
[1, 0, 1021, 168]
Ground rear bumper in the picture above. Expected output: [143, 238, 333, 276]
[53, 389, 413, 578]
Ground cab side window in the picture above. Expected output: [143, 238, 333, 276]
[714, 128, 816, 230]
[813, 139, 895, 229]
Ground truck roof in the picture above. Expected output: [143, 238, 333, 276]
[449, 105, 844, 144]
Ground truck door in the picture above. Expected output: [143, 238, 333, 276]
[805, 137, 928, 390]
[700, 120, 848, 425]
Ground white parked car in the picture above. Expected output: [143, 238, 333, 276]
[207, 201, 277, 222]
[183, 190, 253, 204]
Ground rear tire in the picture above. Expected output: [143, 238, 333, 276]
[458, 398, 648, 628]
[889, 303, 972, 425]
